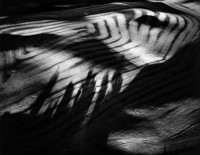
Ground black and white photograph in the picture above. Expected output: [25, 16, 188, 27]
[0, 0, 200, 154]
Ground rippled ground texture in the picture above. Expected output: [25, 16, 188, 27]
[1, 0, 200, 155]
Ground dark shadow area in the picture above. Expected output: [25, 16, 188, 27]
[0, 0, 185, 23]
[0, 0, 139, 16]
[0, 0, 150, 16]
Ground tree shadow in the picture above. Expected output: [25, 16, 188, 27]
[0, 32, 127, 154]
[0, 64, 124, 155]
[1, 33, 200, 155]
